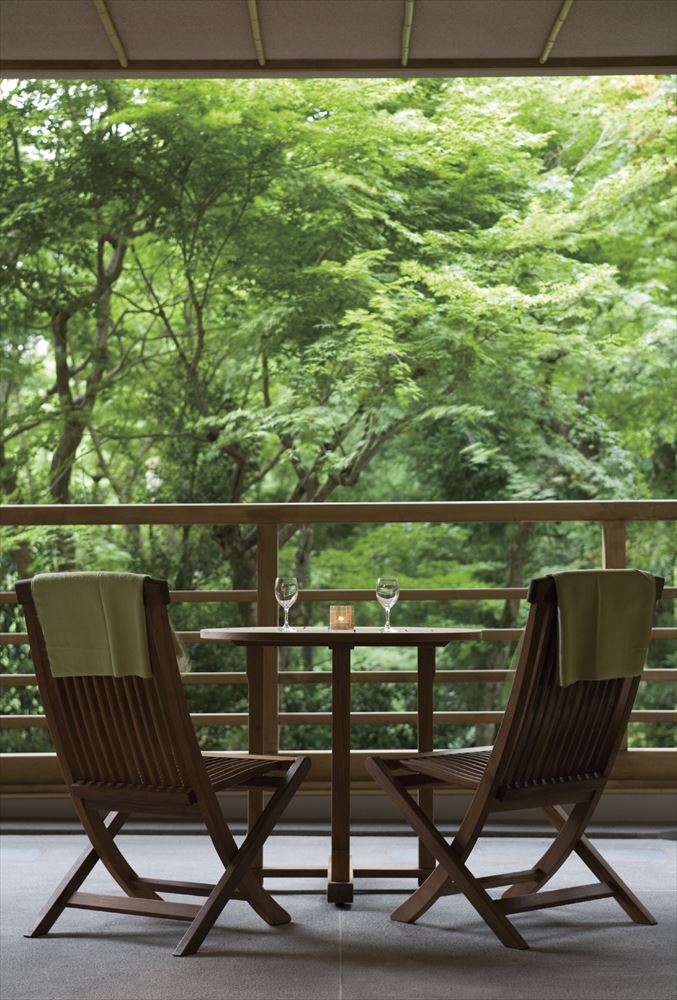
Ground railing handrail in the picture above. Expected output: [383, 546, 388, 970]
[1, 498, 675, 791]
[2, 498, 676, 526]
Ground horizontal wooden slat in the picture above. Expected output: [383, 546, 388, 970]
[481, 627, 676, 641]
[650, 628, 677, 640]
[0, 634, 28, 645]
[4, 708, 675, 730]
[3, 667, 674, 688]
[291, 588, 529, 601]
[628, 711, 677, 723]
[279, 711, 505, 726]
[497, 882, 614, 915]
[169, 590, 256, 603]
[3, 626, 674, 647]
[1, 747, 675, 789]
[0, 715, 51, 728]
[276, 669, 514, 685]
[4, 585, 675, 605]
[67, 891, 199, 921]
[2, 499, 675, 526]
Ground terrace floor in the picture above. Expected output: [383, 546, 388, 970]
[1, 824, 675, 1000]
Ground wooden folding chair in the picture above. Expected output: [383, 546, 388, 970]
[366, 573, 664, 950]
[16, 576, 310, 957]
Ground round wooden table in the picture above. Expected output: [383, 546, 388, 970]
[200, 626, 481, 903]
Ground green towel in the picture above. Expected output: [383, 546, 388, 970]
[32, 572, 190, 678]
[32, 572, 152, 678]
[553, 569, 655, 687]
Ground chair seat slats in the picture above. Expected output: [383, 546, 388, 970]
[203, 754, 292, 790]
[400, 749, 492, 787]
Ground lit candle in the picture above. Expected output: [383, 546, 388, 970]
[330, 605, 354, 630]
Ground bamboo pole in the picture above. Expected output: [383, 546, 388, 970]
[247, 0, 266, 67]
[539, 0, 575, 65]
[401, 0, 415, 67]
[91, 0, 128, 68]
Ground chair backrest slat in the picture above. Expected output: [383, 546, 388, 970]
[490, 574, 662, 795]
[107, 676, 148, 783]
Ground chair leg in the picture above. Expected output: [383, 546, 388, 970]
[391, 785, 491, 925]
[26, 811, 130, 937]
[502, 798, 599, 899]
[543, 805, 657, 925]
[188, 779, 291, 930]
[174, 756, 311, 957]
[72, 801, 161, 901]
[391, 865, 450, 924]
[366, 758, 528, 950]
[198, 804, 290, 929]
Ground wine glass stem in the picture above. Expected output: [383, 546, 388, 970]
[385, 607, 390, 629]
[284, 607, 289, 629]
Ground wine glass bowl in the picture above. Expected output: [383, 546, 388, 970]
[376, 577, 399, 632]
[274, 576, 298, 632]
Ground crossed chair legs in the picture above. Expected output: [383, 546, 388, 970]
[25, 751, 656, 956]
[25, 756, 310, 957]
[366, 757, 656, 950]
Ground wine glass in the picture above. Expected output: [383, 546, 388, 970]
[275, 576, 298, 632]
[376, 577, 399, 632]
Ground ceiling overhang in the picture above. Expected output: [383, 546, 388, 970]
[1, 0, 676, 79]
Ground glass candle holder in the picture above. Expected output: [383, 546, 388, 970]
[329, 605, 354, 630]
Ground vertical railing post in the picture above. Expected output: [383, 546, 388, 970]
[602, 520, 626, 569]
[602, 519, 628, 749]
[417, 645, 436, 881]
[256, 521, 280, 755]
[247, 521, 279, 877]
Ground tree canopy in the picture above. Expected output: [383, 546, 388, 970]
[1, 75, 675, 752]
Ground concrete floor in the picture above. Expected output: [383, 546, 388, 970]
[1, 828, 675, 1000]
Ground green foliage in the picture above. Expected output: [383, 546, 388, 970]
[1, 76, 675, 753]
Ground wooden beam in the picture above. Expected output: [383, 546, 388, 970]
[247, 0, 266, 68]
[3, 56, 677, 76]
[91, 0, 128, 69]
[2, 499, 676, 526]
[539, 0, 575, 65]
[401, 0, 415, 68]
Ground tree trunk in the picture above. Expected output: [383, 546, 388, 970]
[293, 524, 315, 669]
[475, 522, 534, 745]
[0, 439, 31, 577]
[213, 526, 258, 626]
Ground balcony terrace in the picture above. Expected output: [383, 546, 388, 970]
[2, 501, 675, 822]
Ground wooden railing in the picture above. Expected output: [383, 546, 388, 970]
[1, 500, 676, 793]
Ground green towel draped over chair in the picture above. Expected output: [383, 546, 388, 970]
[31, 572, 188, 678]
[553, 568, 656, 686]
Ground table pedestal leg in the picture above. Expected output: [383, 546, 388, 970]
[417, 645, 436, 883]
[246, 644, 275, 881]
[328, 644, 353, 904]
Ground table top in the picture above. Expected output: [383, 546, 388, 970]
[199, 626, 482, 646]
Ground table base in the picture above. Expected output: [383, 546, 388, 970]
[201, 628, 483, 905]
